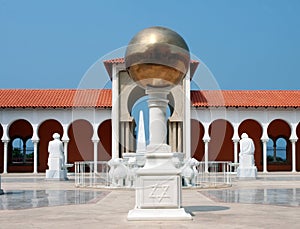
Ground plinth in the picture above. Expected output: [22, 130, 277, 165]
[237, 154, 257, 179]
[45, 157, 68, 181]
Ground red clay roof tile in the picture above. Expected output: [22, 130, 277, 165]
[0, 89, 112, 108]
[0, 89, 299, 108]
[191, 90, 300, 108]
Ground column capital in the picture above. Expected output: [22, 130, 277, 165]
[232, 138, 240, 143]
[32, 139, 39, 143]
[261, 138, 269, 143]
[1, 138, 10, 143]
[202, 137, 210, 143]
[92, 139, 100, 143]
[290, 138, 298, 143]
[61, 137, 70, 142]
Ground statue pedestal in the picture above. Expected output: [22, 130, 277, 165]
[237, 155, 257, 179]
[46, 169, 68, 180]
[237, 167, 257, 179]
[45, 157, 68, 180]
[127, 152, 191, 221]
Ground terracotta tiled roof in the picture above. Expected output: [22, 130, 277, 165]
[103, 58, 199, 79]
[191, 90, 300, 108]
[0, 89, 299, 108]
[0, 89, 112, 108]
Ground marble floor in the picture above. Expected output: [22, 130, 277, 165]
[201, 188, 300, 207]
[0, 173, 299, 228]
[0, 189, 110, 210]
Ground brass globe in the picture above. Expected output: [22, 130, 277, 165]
[125, 26, 190, 88]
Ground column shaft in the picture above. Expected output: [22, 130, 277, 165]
[3, 141, 8, 174]
[33, 141, 39, 174]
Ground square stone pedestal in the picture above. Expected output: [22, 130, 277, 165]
[127, 153, 191, 221]
[237, 167, 257, 179]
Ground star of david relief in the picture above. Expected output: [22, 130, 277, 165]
[148, 184, 170, 202]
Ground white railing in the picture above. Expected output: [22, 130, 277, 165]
[75, 161, 110, 188]
[75, 160, 232, 189]
[194, 161, 232, 188]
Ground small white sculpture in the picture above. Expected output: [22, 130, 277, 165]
[126, 157, 138, 187]
[108, 158, 127, 187]
[45, 133, 68, 180]
[237, 133, 257, 179]
[181, 158, 199, 186]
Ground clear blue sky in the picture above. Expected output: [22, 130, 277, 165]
[1, 0, 300, 90]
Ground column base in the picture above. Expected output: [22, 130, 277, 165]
[127, 208, 192, 221]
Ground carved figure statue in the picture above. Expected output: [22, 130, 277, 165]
[239, 133, 255, 167]
[48, 133, 65, 170]
[46, 133, 67, 180]
[108, 158, 128, 187]
[126, 157, 138, 187]
[181, 158, 199, 186]
[237, 133, 257, 178]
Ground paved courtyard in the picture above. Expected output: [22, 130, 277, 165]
[0, 173, 299, 229]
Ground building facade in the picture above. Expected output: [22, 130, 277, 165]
[1, 59, 299, 173]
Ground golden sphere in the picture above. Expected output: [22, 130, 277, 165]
[125, 26, 190, 88]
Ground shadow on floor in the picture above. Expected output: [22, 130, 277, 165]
[184, 205, 229, 215]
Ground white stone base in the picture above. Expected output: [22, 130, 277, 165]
[127, 152, 192, 221]
[237, 167, 257, 179]
[46, 169, 68, 180]
[127, 208, 192, 221]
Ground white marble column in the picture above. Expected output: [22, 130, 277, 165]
[290, 139, 297, 172]
[62, 124, 69, 163]
[261, 139, 269, 173]
[232, 139, 239, 163]
[62, 140, 69, 163]
[32, 140, 39, 174]
[146, 88, 170, 153]
[31, 124, 39, 174]
[92, 139, 99, 173]
[232, 123, 240, 163]
[111, 65, 119, 159]
[183, 69, 191, 159]
[2, 140, 9, 174]
[203, 139, 210, 173]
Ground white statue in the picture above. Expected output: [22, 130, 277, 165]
[108, 158, 127, 187]
[237, 133, 257, 179]
[126, 157, 138, 187]
[45, 133, 67, 180]
[181, 158, 199, 186]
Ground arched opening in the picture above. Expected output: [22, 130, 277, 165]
[0, 125, 3, 173]
[97, 119, 112, 161]
[8, 119, 33, 172]
[208, 119, 234, 161]
[267, 119, 291, 171]
[190, 119, 204, 161]
[297, 123, 300, 171]
[68, 119, 93, 171]
[238, 119, 263, 171]
[38, 119, 63, 172]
